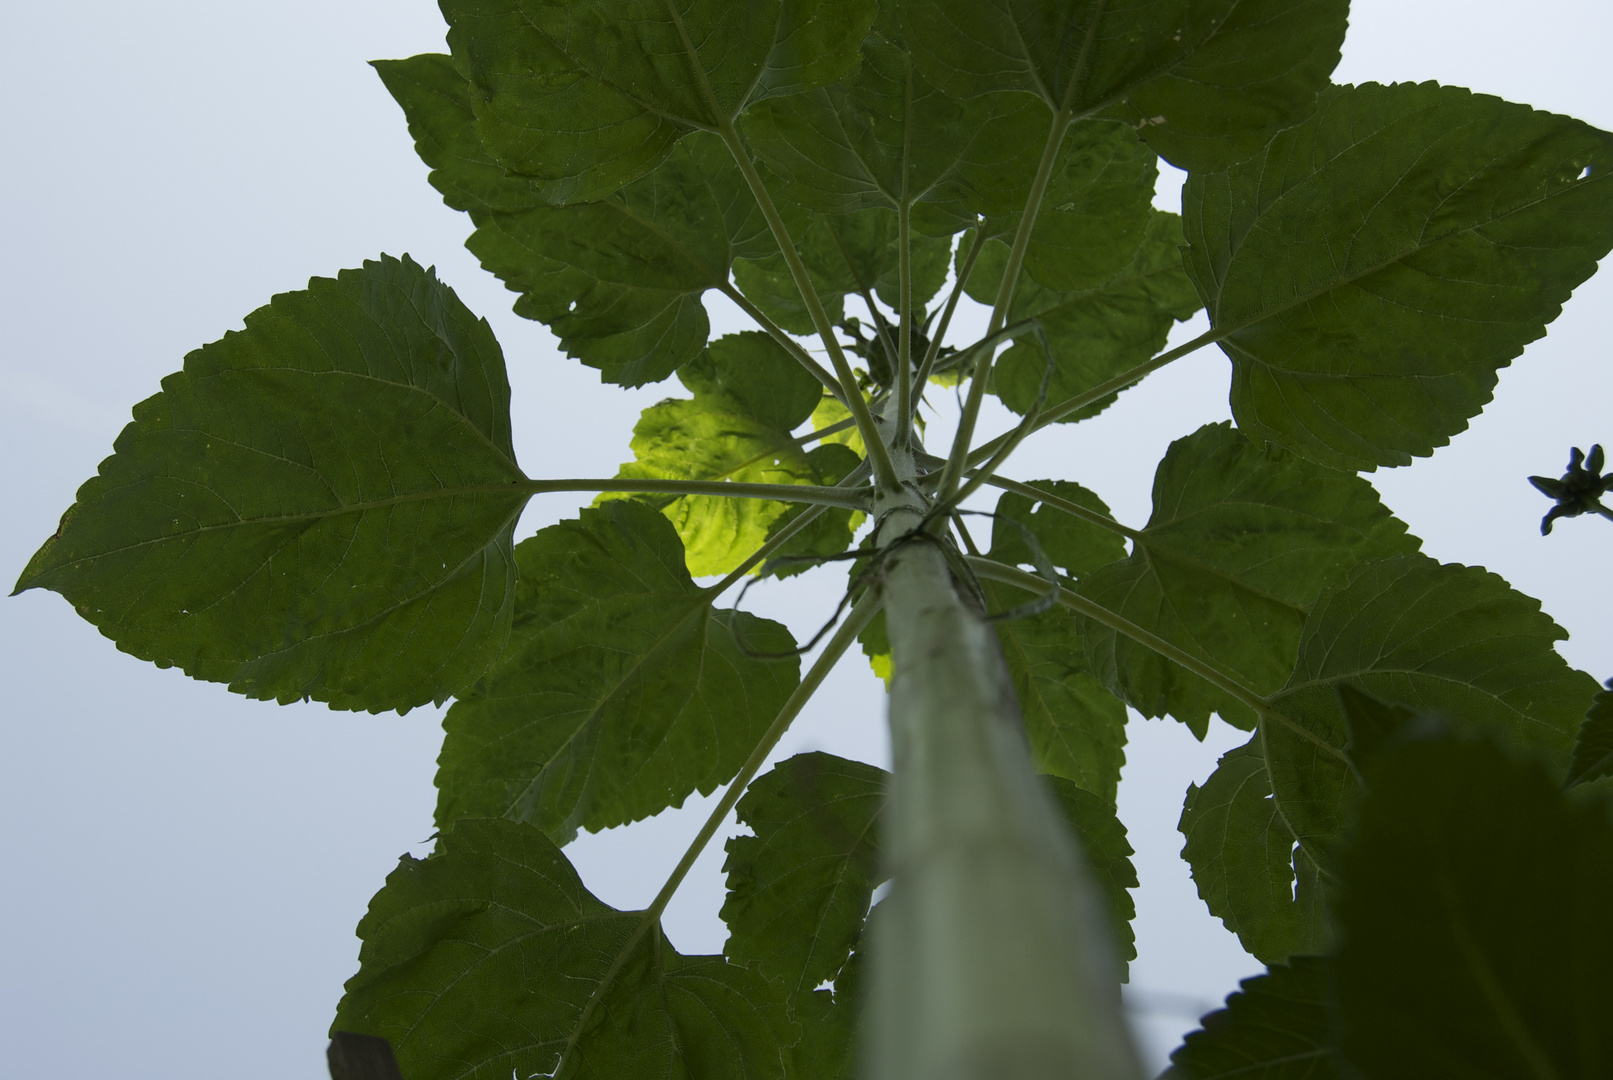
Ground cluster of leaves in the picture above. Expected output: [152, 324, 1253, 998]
[13, 0, 1613, 1076]
[1530, 444, 1613, 534]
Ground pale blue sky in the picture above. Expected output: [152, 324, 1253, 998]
[3, 2, 1610, 1075]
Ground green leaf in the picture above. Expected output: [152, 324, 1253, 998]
[1077, 422, 1418, 736]
[375, 54, 778, 387]
[899, 0, 1347, 171]
[785, 954, 861, 1080]
[333, 817, 796, 1080]
[1333, 734, 1613, 1079]
[722, 752, 884, 992]
[1567, 683, 1613, 788]
[1041, 774, 1139, 971]
[14, 255, 523, 713]
[742, 16, 1048, 226]
[1179, 738, 1332, 964]
[967, 212, 1202, 422]
[441, 0, 877, 203]
[1162, 958, 1342, 1080]
[435, 501, 800, 842]
[762, 443, 867, 580]
[987, 479, 1128, 579]
[1184, 82, 1613, 470]
[606, 332, 844, 577]
[1264, 555, 1601, 872]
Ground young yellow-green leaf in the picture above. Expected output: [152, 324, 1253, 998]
[899, 0, 1346, 171]
[375, 55, 775, 386]
[1333, 735, 1613, 1079]
[967, 212, 1202, 422]
[14, 255, 523, 714]
[333, 817, 796, 1080]
[1185, 82, 1613, 470]
[435, 501, 799, 842]
[441, 0, 877, 203]
[1264, 556, 1601, 872]
[1162, 959, 1342, 1080]
[988, 479, 1128, 579]
[1179, 738, 1332, 965]
[742, 15, 1048, 225]
[1078, 423, 1418, 736]
[1567, 682, 1613, 788]
[606, 332, 838, 576]
[722, 752, 885, 992]
[1041, 774, 1139, 971]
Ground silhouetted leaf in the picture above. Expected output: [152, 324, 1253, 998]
[15, 255, 523, 713]
[1185, 82, 1613, 470]
[436, 501, 799, 842]
[334, 817, 796, 1080]
[1163, 959, 1340, 1080]
[1042, 775, 1139, 971]
[1568, 683, 1613, 788]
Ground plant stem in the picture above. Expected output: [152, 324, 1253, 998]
[866, 494, 1143, 1080]
[721, 282, 846, 402]
[521, 477, 870, 509]
[911, 227, 981, 406]
[896, 201, 914, 454]
[717, 122, 902, 492]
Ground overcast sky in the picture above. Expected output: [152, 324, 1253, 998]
[3, 2, 1610, 1076]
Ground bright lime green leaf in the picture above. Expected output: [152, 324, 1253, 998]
[899, 0, 1346, 171]
[14, 255, 523, 714]
[333, 817, 796, 1080]
[1078, 423, 1418, 736]
[1185, 82, 1613, 470]
[742, 16, 1047, 225]
[1179, 738, 1332, 965]
[435, 502, 799, 842]
[375, 55, 776, 386]
[763, 443, 867, 580]
[1334, 735, 1613, 1078]
[809, 395, 867, 457]
[1041, 775, 1138, 971]
[968, 212, 1201, 422]
[1162, 959, 1342, 1080]
[722, 752, 885, 992]
[440, 0, 876, 203]
[988, 479, 1128, 579]
[1569, 683, 1613, 788]
[1265, 555, 1601, 872]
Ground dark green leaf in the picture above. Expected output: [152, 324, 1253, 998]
[742, 16, 1048, 225]
[435, 501, 799, 842]
[987, 479, 1128, 579]
[1567, 683, 1613, 788]
[1264, 555, 1601, 872]
[722, 752, 884, 992]
[376, 54, 779, 387]
[1184, 82, 1613, 470]
[333, 817, 795, 1080]
[968, 212, 1201, 422]
[1163, 958, 1342, 1080]
[441, 0, 877, 203]
[1336, 683, 1418, 771]
[1041, 774, 1138, 971]
[1078, 423, 1418, 736]
[606, 332, 849, 576]
[900, 0, 1347, 171]
[785, 955, 860, 1080]
[1333, 735, 1613, 1079]
[14, 255, 523, 713]
[1179, 738, 1332, 964]
[762, 443, 866, 580]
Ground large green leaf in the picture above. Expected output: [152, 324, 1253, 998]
[1162, 959, 1341, 1080]
[742, 14, 1048, 227]
[1078, 423, 1418, 736]
[722, 752, 884, 993]
[14, 255, 523, 713]
[1568, 682, 1613, 788]
[1179, 738, 1331, 964]
[441, 0, 877, 203]
[606, 332, 857, 577]
[966, 212, 1201, 422]
[1042, 774, 1139, 970]
[1264, 555, 1601, 872]
[376, 55, 776, 386]
[334, 817, 796, 1080]
[987, 479, 1128, 579]
[1184, 82, 1613, 470]
[435, 501, 800, 842]
[899, 0, 1346, 171]
[1333, 735, 1613, 1079]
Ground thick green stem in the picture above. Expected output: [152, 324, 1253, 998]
[521, 477, 869, 509]
[864, 497, 1143, 1080]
